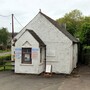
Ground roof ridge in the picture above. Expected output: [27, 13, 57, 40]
[39, 12, 79, 43]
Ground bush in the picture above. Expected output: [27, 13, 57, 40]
[83, 46, 90, 49]
[0, 54, 11, 65]
[82, 46, 90, 65]
[0, 49, 10, 53]
[83, 46, 90, 53]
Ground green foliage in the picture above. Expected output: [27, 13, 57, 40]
[0, 27, 9, 49]
[0, 54, 12, 71]
[0, 54, 11, 61]
[0, 54, 11, 65]
[83, 46, 90, 50]
[80, 22, 90, 44]
[0, 49, 10, 53]
[57, 9, 90, 45]
[64, 9, 83, 21]
[57, 9, 84, 36]
[84, 16, 90, 23]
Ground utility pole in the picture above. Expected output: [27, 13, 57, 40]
[12, 14, 14, 39]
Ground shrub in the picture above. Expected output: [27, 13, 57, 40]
[83, 46, 90, 50]
[0, 54, 11, 65]
[83, 46, 90, 53]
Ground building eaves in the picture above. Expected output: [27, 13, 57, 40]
[39, 12, 79, 43]
[26, 29, 46, 47]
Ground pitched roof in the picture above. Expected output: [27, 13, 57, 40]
[39, 12, 79, 43]
[26, 29, 46, 47]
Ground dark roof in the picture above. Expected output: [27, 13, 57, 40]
[26, 29, 46, 47]
[39, 12, 79, 43]
[16, 29, 45, 47]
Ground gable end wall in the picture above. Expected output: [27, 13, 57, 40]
[13, 13, 76, 74]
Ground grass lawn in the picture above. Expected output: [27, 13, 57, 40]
[0, 53, 12, 71]
[0, 49, 11, 53]
[0, 62, 13, 71]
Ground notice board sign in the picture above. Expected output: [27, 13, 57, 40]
[15, 48, 22, 59]
[32, 48, 38, 59]
[45, 65, 52, 73]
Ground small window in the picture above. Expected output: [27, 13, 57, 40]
[22, 48, 32, 64]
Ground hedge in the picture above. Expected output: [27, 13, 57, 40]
[0, 54, 11, 65]
[0, 49, 10, 53]
[83, 46, 90, 50]
[83, 46, 90, 53]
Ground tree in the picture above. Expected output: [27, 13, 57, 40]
[84, 16, 90, 23]
[0, 27, 9, 49]
[56, 9, 90, 64]
[57, 9, 84, 36]
[80, 22, 90, 45]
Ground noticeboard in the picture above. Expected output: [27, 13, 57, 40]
[15, 48, 22, 59]
[32, 48, 38, 59]
[45, 65, 52, 73]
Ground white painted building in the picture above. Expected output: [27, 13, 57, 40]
[12, 11, 79, 74]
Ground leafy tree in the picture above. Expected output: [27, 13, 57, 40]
[84, 16, 90, 23]
[80, 22, 90, 45]
[0, 27, 9, 49]
[57, 9, 84, 36]
[57, 9, 90, 64]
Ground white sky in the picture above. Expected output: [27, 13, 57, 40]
[0, 0, 90, 32]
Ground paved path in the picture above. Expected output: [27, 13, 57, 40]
[58, 65, 90, 90]
[0, 65, 90, 90]
[0, 52, 11, 56]
[0, 72, 65, 90]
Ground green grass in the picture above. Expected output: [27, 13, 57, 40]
[0, 49, 11, 53]
[0, 54, 12, 71]
[0, 62, 13, 71]
[0, 54, 11, 61]
[0, 66, 4, 71]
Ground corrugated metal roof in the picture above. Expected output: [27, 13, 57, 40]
[39, 12, 79, 43]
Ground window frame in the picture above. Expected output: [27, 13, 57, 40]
[22, 48, 32, 64]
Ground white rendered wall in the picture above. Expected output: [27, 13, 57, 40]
[13, 12, 77, 74]
[15, 31, 45, 74]
[73, 44, 78, 68]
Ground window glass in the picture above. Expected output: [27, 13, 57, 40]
[22, 48, 32, 64]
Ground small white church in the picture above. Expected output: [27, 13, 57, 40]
[12, 11, 79, 74]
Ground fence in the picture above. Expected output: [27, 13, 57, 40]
[0, 60, 14, 71]
[81, 47, 90, 65]
[83, 53, 90, 65]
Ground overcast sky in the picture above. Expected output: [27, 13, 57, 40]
[0, 0, 90, 32]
